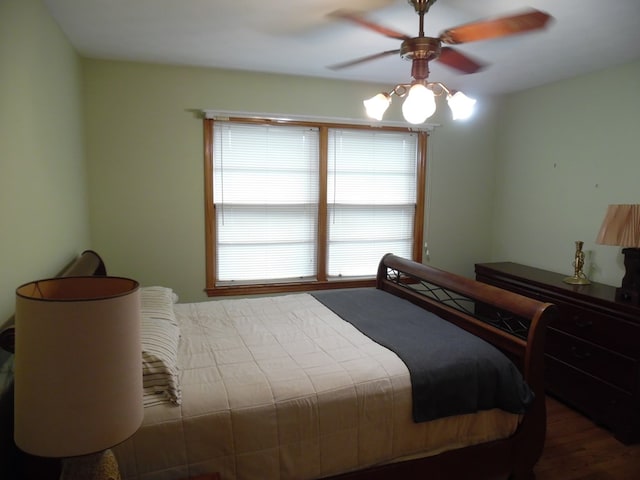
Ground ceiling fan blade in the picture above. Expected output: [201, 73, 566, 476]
[437, 47, 485, 74]
[440, 9, 552, 45]
[328, 49, 401, 70]
[329, 9, 411, 40]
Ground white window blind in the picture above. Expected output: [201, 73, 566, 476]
[210, 120, 420, 288]
[327, 129, 417, 277]
[213, 122, 319, 283]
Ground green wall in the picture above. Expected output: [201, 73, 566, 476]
[0, 0, 90, 323]
[82, 60, 498, 302]
[492, 60, 640, 286]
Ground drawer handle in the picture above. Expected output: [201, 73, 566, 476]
[574, 317, 592, 328]
[571, 346, 592, 360]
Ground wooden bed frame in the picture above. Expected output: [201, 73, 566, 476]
[327, 254, 556, 480]
[1, 251, 555, 480]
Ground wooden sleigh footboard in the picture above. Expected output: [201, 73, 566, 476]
[328, 254, 556, 480]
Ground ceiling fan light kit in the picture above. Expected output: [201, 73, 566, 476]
[364, 80, 476, 124]
[331, 0, 552, 125]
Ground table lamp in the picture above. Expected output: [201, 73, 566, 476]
[595, 204, 640, 305]
[14, 276, 143, 479]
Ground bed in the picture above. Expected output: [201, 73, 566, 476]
[1, 250, 555, 480]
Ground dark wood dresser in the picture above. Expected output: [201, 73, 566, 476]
[475, 262, 640, 444]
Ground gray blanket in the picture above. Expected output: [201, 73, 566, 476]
[312, 288, 534, 423]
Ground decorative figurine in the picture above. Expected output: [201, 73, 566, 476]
[563, 240, 591, 285]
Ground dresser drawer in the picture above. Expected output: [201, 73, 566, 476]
[546, 328, 637, 393]
[478, 275, 640, 358]
[545, 356, 638, 443]
[552, 302, 640, 358]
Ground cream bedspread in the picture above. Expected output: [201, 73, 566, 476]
[114, 293, 522, 480]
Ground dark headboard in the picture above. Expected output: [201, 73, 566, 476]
[0, 250, 106, 480]
[0, 250, 106, 354]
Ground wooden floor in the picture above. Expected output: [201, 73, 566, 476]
[535, 396, 640, 479]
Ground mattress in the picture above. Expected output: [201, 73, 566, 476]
[113, 293, 522, 480]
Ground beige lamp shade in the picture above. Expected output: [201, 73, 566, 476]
[596, 204, 640, 247]
[14, 276, 143, 457]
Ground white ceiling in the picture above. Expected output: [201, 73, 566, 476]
[43, 0, 640, 96]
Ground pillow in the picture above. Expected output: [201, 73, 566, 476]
[140, 286, 181, 407]
[140, 286, 179, 324]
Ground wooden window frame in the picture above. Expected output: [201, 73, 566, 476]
[204, 116, 427, 297]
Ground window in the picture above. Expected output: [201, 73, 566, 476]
[213, 122, 319, 283]
[327, 129, 418, 277]
[204, 117, 427, 296]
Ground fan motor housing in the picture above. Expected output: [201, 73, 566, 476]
[400, 37, 441, 61]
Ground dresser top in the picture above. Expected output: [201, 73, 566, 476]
[475, 262, 640, 316]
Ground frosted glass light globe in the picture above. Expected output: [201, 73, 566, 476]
[363, 93, 391, 121]
[447, 91, 476, 120]
[402, 84, 436, 124]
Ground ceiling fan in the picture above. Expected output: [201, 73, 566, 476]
[328, 0, 552, 123]
[329, 0, 553, 82]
